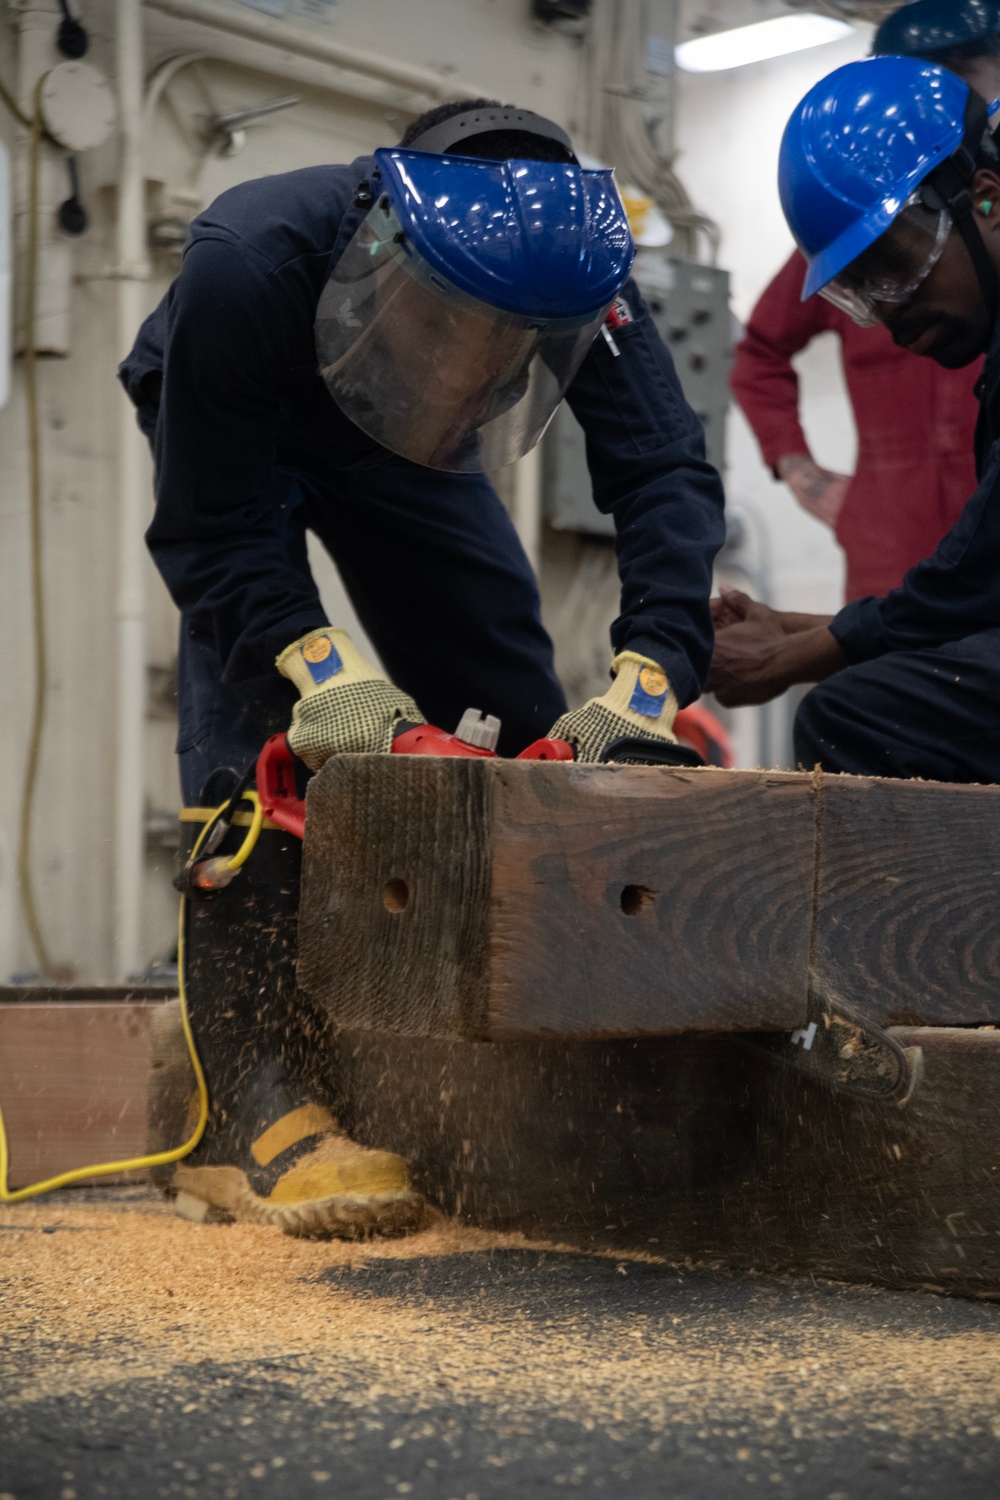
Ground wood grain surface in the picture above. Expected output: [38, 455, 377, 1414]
[0, 1002, 154, 1189]
[299, 759, 816, 1040]
[487, 762, 814, 1037]
[299, 756, 495, 1040]
[730, 1026, 1000, 1292]
[301, 761, 1000, 1040]
[336, 1025, 1000, 1296]
[813, 777, 1000, 1026]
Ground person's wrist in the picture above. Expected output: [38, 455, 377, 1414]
[776, 453, 814, 480]
[755, 633, 802, 696]
[778, 611, 836, 637]
[779, 626, 846, 686]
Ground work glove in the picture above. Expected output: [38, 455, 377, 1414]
[276, 626, 424, 770]
[547, 651, 678, 764]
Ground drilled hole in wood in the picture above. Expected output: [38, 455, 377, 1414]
[382, 877, 410, 914]
[620, 884, 655, 916]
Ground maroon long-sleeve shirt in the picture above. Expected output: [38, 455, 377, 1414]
[730, 250, 982, 601]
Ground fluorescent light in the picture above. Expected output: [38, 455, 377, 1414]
[676, 13, 854, 73]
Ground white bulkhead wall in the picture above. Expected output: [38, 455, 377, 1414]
[0, 0, 590, 981]
[676, 22, 872, 618]
[674, 21, 871, 769]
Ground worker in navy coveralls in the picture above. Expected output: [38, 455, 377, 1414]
[120, 102, 725, 1238]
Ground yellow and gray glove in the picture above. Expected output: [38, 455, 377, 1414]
[548, 652, 678, 764]
[276, 626, 424, 770]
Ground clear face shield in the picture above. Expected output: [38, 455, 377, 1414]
[820, 192, 952, 328]
[315, 196, 613, 473]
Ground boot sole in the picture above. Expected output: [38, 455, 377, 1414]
[171, 1164, 426, 1240]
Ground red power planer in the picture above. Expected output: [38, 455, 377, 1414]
[256, 721, 574, 840]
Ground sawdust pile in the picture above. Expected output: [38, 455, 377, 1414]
[3, 1187, 1000, 1459]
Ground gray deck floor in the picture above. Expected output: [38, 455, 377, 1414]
[1, 1188, 998, 1499]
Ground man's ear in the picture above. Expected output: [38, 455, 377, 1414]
[972, 168, 1000, 219]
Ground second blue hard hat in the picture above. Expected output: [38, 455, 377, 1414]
[873, 1, 1000, 60]
[779, 55, 973, 299]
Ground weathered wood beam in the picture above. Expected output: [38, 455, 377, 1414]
[299, 760, 1000, 1039]
[336, 1024, 1000, 1298]
[813, 776, 1000, 1027]
[299, 759, 816, 1040]
[0, 1001, 155, 1189]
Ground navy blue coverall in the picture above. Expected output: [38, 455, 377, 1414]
[797, 315, 1000, 782]
[119, 160, 725, 804]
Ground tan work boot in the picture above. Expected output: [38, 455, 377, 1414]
[172, 1097, 423, 1240]
[153, 807, 424, 1240]
[152, 1009, 423, 1239]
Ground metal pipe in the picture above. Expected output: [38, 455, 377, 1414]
[16, 1, 70, 351]
[113, 0, 151, 980]
[143, 0, 487, 104]
[0, 825, 15, 982]
[512, 445, 542, 576]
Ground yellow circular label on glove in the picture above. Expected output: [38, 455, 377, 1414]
[638, 666, 667, 697]
[303, 636, 333, 664]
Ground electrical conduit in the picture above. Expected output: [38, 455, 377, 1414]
[114, 0, 151, 981]
[143, 0, 487, 105]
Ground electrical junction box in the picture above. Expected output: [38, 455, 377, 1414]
[544, 254, 732, 537]
[39, 63, 116, 153]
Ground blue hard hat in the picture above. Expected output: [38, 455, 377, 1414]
[873, 1, 1000, 60]
[778, 56, 973, 299]
[372, 147, 634, 321]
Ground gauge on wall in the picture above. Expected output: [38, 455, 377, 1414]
[39, 61, 116, 153]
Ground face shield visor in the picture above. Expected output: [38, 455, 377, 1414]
[315, 150, 634, 473]
[819, 192, 952, 327]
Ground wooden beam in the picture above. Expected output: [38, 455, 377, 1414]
[300, 761, 1000, 1040]
[0, 1001, 157, 1189]
[6, 996, 1000, 1297]
[298, 759, 816, 1041]
[728, 1027, 1000, 1292]
[813, 775, 1000, 1027]
[335, 1024, 1000, 1297]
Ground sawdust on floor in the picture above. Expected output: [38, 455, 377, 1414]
[2, 1186, 1000, 1460]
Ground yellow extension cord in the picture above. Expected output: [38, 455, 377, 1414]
[0, 794, 265, 1202]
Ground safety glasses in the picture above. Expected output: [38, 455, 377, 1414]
[820, 193, 952, 328]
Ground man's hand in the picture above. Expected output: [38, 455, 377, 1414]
[777, 453, 851, 529]
[711, 586, 833, 638]
[277, 626, 424, 769]
[710, 586, 766, 632]
[708, 591, 796, 706]
[548, 652, 678, 763]
[707, 588, 845, 707]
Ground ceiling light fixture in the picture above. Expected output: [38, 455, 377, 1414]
[676, 13, 854, 72]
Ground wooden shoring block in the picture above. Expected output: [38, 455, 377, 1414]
[813, 776, 1000, 1026]
[299, 758, 816, 1040]
[0, 1002, 158, 1189]
[335, 1025, 1000, 1296]
[726, 1026, 1000, 1292]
